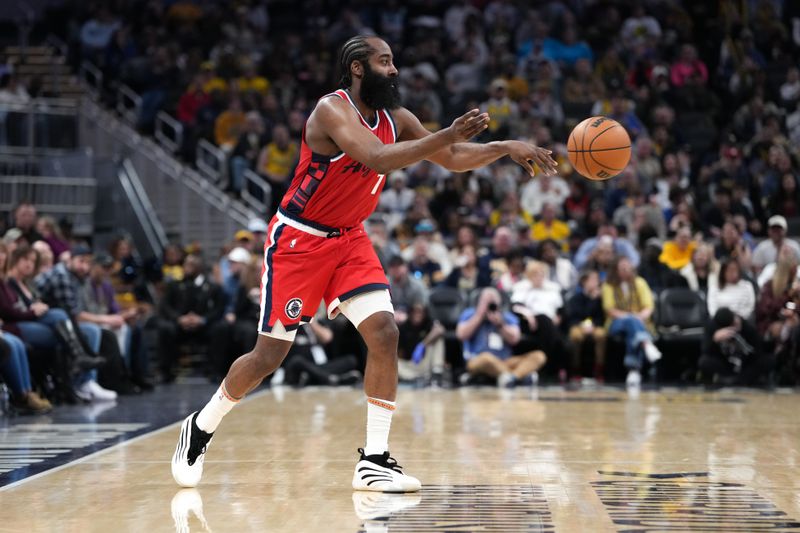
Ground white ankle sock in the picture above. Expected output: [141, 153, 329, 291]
[364, 397, 395, 456]
[196, 381, 240, 433]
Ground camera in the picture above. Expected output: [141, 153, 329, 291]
[488, 302, 498, 312]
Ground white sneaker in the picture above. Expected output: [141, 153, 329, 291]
[497, 372, 515, 388]
[626, 370, 642, 388]
[644, 342, 662, 363]
[171, 488, 209, 533]
[352, 448, 421, 493]
[172, 412, 214, 488]
[77, 380, 118, 401]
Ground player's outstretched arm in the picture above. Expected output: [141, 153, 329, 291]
[393, 107, 558, 175]
[309, 98, 489, 175]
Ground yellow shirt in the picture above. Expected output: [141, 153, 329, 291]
[602, 277, 654, 330]
[214, 110, 246, 149]
[259, 142, 299, 180]
[488, 209, 533, 229]
[531, 219, 570, 250]
[202, 77, 228, 94]
[236, 76, 270, 95]
[659, 241, 697, 270]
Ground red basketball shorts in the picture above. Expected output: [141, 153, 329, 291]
[257, 208, 391, 340]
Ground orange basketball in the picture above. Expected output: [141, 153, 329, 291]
[567, 116, 631, 181]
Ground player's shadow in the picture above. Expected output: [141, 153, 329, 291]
[171, 488, 212, 533]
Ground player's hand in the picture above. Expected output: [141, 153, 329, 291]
[446, 109, 489, 143]
[506, 140, 558, 176]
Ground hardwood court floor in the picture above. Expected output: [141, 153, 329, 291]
[2, 387, 800, 532]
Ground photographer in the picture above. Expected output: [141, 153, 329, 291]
[699, 308, 772, 386]
[456, 287, 545, 388]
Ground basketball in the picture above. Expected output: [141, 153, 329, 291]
[567, 116, 631, 181]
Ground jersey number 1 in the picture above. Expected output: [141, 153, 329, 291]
[370, 174, 385, 195]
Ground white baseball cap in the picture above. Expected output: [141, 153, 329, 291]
[768, 215, 788, 230]
[247, 218, 269, 234]
[227, 247, 251, 264]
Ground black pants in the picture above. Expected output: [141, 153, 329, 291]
[283, 353, 359, 386]
[157, 319, 223, 378]
[698, 352, 776, 386]
[513, 313, 567, 374]
[207, 319, 260, 380]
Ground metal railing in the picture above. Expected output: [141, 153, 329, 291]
[0, 97, 80, 154]
[118, 158, 169, 257]
[116, 84, 142, 126]
[196, 138, 227, 185]
[80, 97, 254, 256]
[80, 61, 103, 100]
[154, 111, 183, 154]
[241, 168, 272, 214]
[0, 176, 97, 234]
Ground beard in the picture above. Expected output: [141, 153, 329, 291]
[359, 62, 401, 110]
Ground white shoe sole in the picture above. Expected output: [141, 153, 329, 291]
[352, 460, 421, 493]
[172, 413, 207, 488]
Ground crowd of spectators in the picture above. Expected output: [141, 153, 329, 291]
[3, 0, 800, 403]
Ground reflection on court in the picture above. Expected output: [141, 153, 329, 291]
[1, 387, 799, 532]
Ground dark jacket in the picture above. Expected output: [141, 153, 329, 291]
[0, 280, 36, 336]
[159, 275, 225, 325]
[565, 291, 604, 328]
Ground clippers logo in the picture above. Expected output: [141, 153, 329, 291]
[285, 298, 303, 319]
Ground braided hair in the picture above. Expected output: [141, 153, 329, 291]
[338, 35, 376, 88]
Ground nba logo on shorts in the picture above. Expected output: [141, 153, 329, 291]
[285, 298, 303, 319]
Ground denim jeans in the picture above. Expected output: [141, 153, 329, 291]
[609, 315, 653, 370]
[0, 332, 32, 395]
[230, 156, 249, 193]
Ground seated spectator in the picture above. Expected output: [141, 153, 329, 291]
[85, 252, 152, 391]
[496, 249, 526, 294]
[715, 221, 752, 268]
[510, 261, 566, 378]
[531, 202, 570, 251]
[280, 310, 361, 388]
[220, 247, 251, 323]
[489, 191, 533, 231]
[767, 172, 799, 219]
[708, 259, 756, 320]
[34, 245, 119, 401]
[397, 303, 446, 386]
[755, 251, 800, 382]
[699, 308, 771, 387]
[456, 287, 545, 388]
[581, 235, 616, 282]
[379, 171, 415, 228]
[520, 174, 569, 218]
[442, 244, 490, 296]
[35, 215, 69, 261]
[236, 59, 269, 96]
[566, 271, 606, 381]
[479, 78, 517, 140]
[659, 225, 697, 270]
[229, 112, 267, 195]
[574, 223, 640, 271]
[402, 219, 453, 276]
[752, 215, 800, 275]
[11, 202, 42, 245]
[156, 254, 226, 382]
[386, 256, 428, 325]
[0, 330, 51, 413]
[406, 238, 444, 288]
[636, 238, 682, 295]
[538, 239, 578, 291]
[602, 256, 661, 388]
[561, 57, 605, 113]
[161, 243, 185, 283]
[214, 97, 246, 152]
[32, 240, 54, 275]
[257, 124, 299, 215]
[680, 243, 720, 298]
[478, 226, 517, 283]
[670, 44, 708, 88]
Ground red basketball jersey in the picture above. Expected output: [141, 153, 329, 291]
[280, 89, 397, 228]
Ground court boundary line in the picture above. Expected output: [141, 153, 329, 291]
[0, 387, 270, 492]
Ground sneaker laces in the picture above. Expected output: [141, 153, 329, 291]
[359, 448, 404, 473]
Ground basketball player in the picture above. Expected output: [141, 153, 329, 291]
[172, 35, 557, 492]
